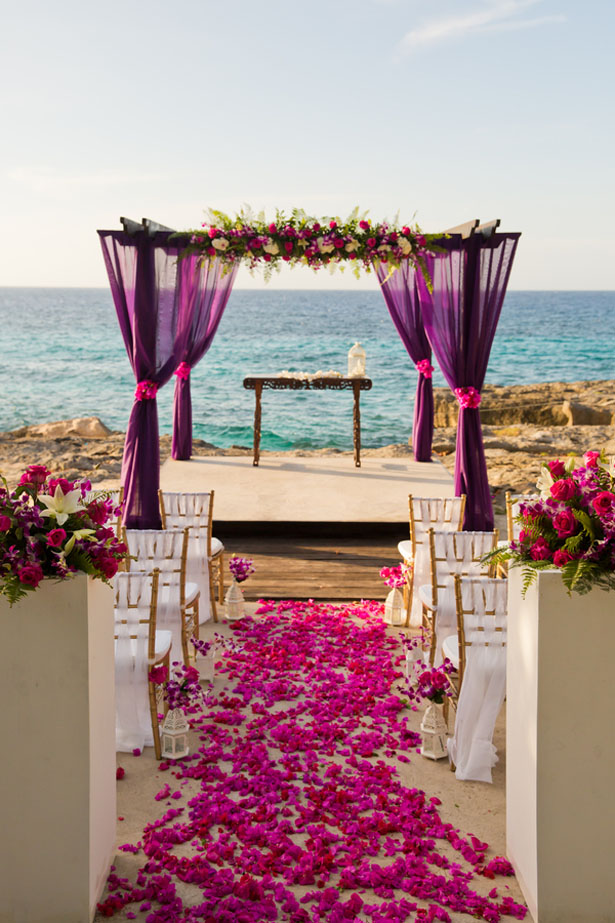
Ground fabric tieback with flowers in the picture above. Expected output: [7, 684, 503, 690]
[135, 380, 158, 401]
[416, 359, 434, 379]
[174, 362, 191, 381]
[454, 386, 481, 409]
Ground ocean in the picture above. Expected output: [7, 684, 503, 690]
[0, 289, 613, 450]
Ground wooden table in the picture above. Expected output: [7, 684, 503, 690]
[243, 376, 373, 467]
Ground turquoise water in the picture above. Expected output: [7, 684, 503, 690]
[0, 289, 613, 449]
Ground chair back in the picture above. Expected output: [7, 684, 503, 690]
[113, 569, 160, 662]
[159, 491, 214, 556]
[409, 494, 466, 555]
[427, 528, 499, 608]
[123, 528, 189, 606]
[453, 575, 507, 687]
[505, 491, 539, 541]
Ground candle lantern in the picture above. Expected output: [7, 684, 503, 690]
[384, 587, 405, 625]
[160, 707, 190, 760]
[347, 342, 366, 377]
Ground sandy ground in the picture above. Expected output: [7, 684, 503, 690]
[97, 607, 525, 923]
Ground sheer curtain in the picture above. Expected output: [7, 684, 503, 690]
[376, 262, 434, 461]
[98, 230, 193, 528]
[418, 233, 521, 529]
[172, 257, 238, 460]
[114, 572, 156, 753]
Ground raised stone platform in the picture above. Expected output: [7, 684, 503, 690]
[160, 454, 454, 525]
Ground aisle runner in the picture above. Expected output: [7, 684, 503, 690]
[99, 601, 526, 922]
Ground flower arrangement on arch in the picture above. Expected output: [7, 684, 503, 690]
[485, 451, 615, 595]
[178, 206, 441, 284]
[0, 466, 128, 606]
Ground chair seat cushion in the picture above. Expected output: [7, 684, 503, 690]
[398, 540, 413, 561]
[210, 537, 224, 558]
[418, 584, 434, 609]
[442, 634, 459, 668]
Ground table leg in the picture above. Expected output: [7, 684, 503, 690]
[253, 382, 262, 466]
[353, 381, 361, 467]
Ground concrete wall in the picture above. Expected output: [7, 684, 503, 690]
[0, 576, 116, 923]
[507, 569, 615, 923]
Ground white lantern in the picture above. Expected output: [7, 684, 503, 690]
[160, 707, 190, 760]
[419, 703, 449, 760]
[347, 342, 366, 377]
[224, 578, 245, 620]
[384, 587, 405, 625]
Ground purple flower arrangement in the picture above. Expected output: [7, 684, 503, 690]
[488, 450, 615, 595]
[416, 662, 454, 705]
[0, 466, 127, 605]
[148, 661, 205, 711]
[229, 555, 255, 583]
[380, 563, 410, 588]
[178, 207, 440, 284]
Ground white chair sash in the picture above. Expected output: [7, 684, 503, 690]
[408, 497, 464, 627]
[161, 492, 214, 623]
[114, 572, 155, 753]
[447, 578, 507, 783]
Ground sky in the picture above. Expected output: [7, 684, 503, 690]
[1, 0, 613, 290]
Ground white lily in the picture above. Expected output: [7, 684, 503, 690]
[599, 456, 615, 477]
[64, 528, 96, 555]
[536, 466, 554, 498]
[38, 485, 85, 526]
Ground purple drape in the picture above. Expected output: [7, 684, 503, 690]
[376, 263, 434, 462]
[172, 258, 238, 460]
[98, 230, 193, 529]
[418, 233, 521, 530]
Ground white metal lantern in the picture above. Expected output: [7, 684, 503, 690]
[160, 707, 190, 760]
[347, 342, 366, 377]
[224, 578, 245, 620]
[419, 703, 449, 760]
[384, 587, 405, 625]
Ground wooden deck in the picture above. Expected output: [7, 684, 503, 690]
[222, 524, 408, 601]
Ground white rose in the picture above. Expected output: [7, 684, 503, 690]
[263, 241, 279, 255]
[398, 237, 412, 255]
[212, 237, 229, 251]
[345, 240, 358, 253]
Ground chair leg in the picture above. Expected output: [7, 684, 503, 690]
[208, 560, 218, 623]
[149, 651, 169, 761]
[182, 598, 199, 666]
[217, 553, 224, 606]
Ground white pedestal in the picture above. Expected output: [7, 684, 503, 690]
[506, 569, 615, 923]
[0, 576, 116, 923]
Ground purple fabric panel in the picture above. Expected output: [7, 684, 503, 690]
[419, 234, 521, 530]
[376, 262, 434, 462]
[172, 258, 238, 460]
[98, 230, 193, 528]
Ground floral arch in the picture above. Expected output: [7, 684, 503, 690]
[98, 208, 520, 533]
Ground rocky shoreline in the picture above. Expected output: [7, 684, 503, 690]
[1, 380, 613, 502]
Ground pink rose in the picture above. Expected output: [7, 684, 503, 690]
[18, 465, 49, 486]
[47, 477, 74, 496]
[263, 253, 272, 262]
[148, 665, 168, 684]
[367, 237, 376, 248]
[359, 220, 369, 230]
[18, 563, 44, 586]
[206, 246, 216, 256]
[547, 459, 566, 478]
[550, 479, 576, 501]
[97, 556, 119, 579]
[334, 238, 345, 249]
[47, 528, 67, 547]
[530, 538, 552, 561]
[284, 241, 293, 254]
[0, 515, 11, 531]
[349, 252, 357, 260]
[416, 234, 426, 247]
[329, 220, 337, 229]
[402, 226, 410, 235]
[584, 451, 601, 468]
[592, 491, 615, 516]
[552, 509, 577, 537]
[553, 550, 574, 567]
[268, 223, 277, 233]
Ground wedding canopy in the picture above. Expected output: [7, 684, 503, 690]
[98, 212, 519, 530]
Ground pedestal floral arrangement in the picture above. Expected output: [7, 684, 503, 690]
[485, 450, 615, 594]
[0, 465, 127, 605]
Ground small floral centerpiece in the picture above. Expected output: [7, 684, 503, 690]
[416, 662, 454, 705]
[149, 661, 205, 712]
[228, 555, 255, 583]
[379, 563, 409, 588]
[0, 465, 128, 606]
[486, 451, 615, 595]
